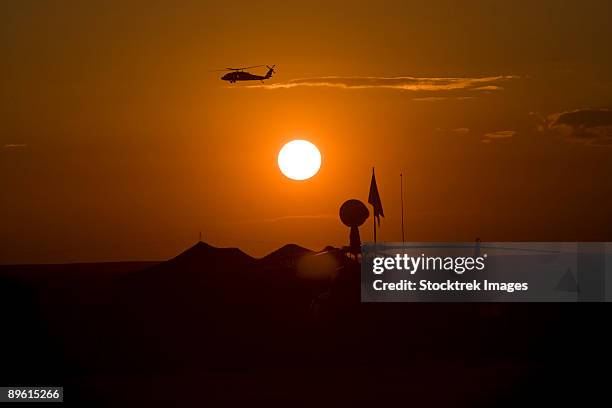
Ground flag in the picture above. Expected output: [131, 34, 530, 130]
[368, 168, 384, 226]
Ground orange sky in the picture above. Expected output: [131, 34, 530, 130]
[2, 1, 612, 263]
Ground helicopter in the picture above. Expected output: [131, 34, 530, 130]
[212, 65, 276, 84]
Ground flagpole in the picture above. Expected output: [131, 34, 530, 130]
[372, 166, 376, 243]
[369, 166, 383, 244]
[373, 210, 377, 243]
[400, 172, 405, 243]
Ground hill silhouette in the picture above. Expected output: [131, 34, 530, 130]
[131, 241, 311, 296]
[261, 243, 314, 262]
[167, 241, 256, 267]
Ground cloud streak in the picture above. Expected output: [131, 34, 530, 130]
[435, 127, 470, 134]
[484, 130, 516, 139]
[544, 108, 612, 146]
[482, 130, 516, 143]
[245, 75, 519, 95]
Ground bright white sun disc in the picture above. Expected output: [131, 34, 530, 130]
[278, 140, 321, 180]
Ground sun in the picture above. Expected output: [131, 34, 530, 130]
[278, 140, 321, 180]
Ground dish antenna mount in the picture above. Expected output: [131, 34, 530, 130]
[339, 199, 369, 256]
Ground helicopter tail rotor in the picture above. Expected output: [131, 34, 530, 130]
[265, 65, 276, 79]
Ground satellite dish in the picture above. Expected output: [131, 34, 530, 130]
[339, 199, 369, 255]
[340, 199, 369, 227]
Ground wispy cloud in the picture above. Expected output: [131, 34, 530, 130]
[474, 85, 504, 91]
[542, 108, 612, 147]
[435, 127, 470, 135]
[482, 130, 516, 143]
[245, 75, 519, 96]
[3, 143, 27, 149]
[484, 130, 516, 139]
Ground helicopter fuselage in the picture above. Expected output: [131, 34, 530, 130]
[221, 67, 274, 83]
[222, 72, 264, 83]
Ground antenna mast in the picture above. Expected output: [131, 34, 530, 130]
[400, 172, 405, 243]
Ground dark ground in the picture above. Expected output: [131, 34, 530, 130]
[0, 242, 607, 406]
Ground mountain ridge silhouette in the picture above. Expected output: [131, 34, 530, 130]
[261, 243, 314, 262]
[165, 240, 256, 268]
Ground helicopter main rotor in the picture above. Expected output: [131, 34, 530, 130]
[210, 65, 266, 72]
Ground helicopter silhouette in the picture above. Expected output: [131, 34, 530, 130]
[212, 65, 276, 84]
